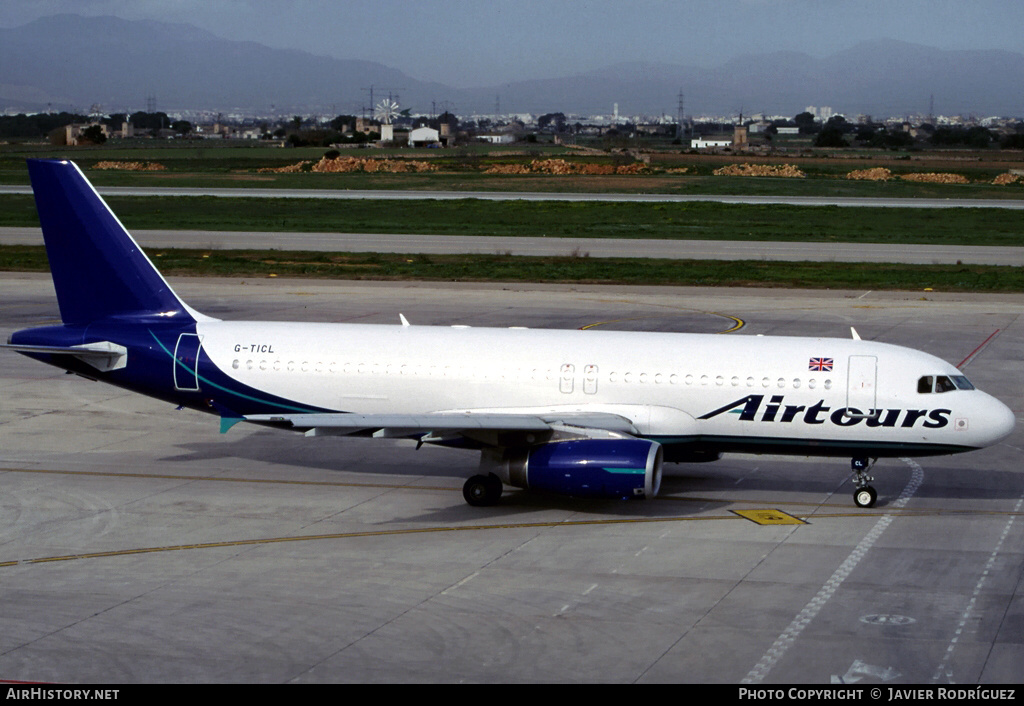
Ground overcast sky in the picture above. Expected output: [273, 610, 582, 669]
[3, 0, 1023, 86]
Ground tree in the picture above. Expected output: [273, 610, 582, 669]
[794, 111, 817, 134]
[104, 113, 128, 129]
[855, 126, 876, 143]
[435, 111, 459, 134]
[824, 115, 848, 130]
[869, 129, 914, 149]
[814, 126, 848, 147]
[0, 112, 86, 139]
[128, 111, 169, 131]
[930, 126, 992, 148]
[965, 126, 992, 149]
[330, 114, 356, 132]
[538, 112, 567, 131]
[81, 124, 106, 145]
[1002, 133, 1024, 149]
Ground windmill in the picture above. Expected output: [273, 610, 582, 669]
[374, 97, 400, 142]
[374, 97, 400, 125]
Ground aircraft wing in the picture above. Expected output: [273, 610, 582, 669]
[243, 410, 639, 443]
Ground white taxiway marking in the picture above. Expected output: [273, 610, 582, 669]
[930, 495, 1024, 684]
[742, 459, 924, 684]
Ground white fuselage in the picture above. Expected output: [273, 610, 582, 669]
[197, 320, 1015, 453]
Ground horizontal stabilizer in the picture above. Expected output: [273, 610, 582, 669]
[1, 341, 128, 372]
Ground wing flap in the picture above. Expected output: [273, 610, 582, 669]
[243, 410, 638, 441]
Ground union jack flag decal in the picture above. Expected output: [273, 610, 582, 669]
[809, 357, 834, 372]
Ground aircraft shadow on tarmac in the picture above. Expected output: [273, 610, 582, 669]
[159, 430, 1021, 517]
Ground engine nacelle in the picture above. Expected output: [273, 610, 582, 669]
[488, 439, 663, 499]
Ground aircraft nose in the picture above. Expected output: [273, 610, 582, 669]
[981, 395, 1016, 446]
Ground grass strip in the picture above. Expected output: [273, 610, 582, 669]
[2, 195, 1024, 246]
[2, 245, 1021, 292]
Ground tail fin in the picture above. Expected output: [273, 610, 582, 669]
[26, 159, 208, 325]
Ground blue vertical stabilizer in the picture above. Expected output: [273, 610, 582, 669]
[26, 159, 199, 325]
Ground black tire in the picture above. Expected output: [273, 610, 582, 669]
[463, 474, 502, 506]
[854, 486, 877, 508]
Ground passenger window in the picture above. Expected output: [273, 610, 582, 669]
[935, 375, 957, 393]
[918, 376, 933, 394]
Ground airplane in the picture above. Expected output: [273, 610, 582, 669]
[3, 159, 1016, 508]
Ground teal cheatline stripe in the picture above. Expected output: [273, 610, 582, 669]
[600, 467, 646, 474]
[149, 330, 324, 415]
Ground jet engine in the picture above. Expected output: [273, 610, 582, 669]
[484, 438, 663, 499]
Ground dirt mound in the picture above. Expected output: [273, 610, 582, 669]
[483, 164, 531, 174]
[484, 159, 647, 175]
[846, 168, 893, 181]
[899, 172, 970, 184]
[91, 161, 166, 171]
[311, 156, 437, 173]
[993, 173, 1023, 185]
[713, 163, 805, 178]
[256, 161, 311, 173]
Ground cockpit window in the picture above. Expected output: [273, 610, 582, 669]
[951, 375, 975, 390]
[918, 374, 975, 393]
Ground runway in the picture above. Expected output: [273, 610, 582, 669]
[2, 183, 1024, 209]
[3, 227, 1022, 265]
[1, 275, 1021, 683]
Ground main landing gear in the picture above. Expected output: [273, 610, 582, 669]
[851, 457, 878, 508]
[463, 473, 503, 507]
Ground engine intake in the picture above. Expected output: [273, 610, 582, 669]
[489, 439, 663, 499]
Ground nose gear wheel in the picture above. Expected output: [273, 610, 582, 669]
[851, 457, 878, 508]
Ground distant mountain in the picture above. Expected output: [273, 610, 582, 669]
[492, 40, 1024, 117]
[0, 14, 449, 115]
[2, 15, 1021, 118]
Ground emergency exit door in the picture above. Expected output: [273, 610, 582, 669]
[846, 355, 877, 413]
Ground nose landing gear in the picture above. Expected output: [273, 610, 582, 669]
[851, 457, 878, 508]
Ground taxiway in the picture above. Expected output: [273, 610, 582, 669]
[1, 276, 1021, 683]
[2, 227, 1022, 266]
[2, 184, 1024, 209]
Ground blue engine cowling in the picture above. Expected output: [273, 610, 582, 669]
[499, 439, 663, 499]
